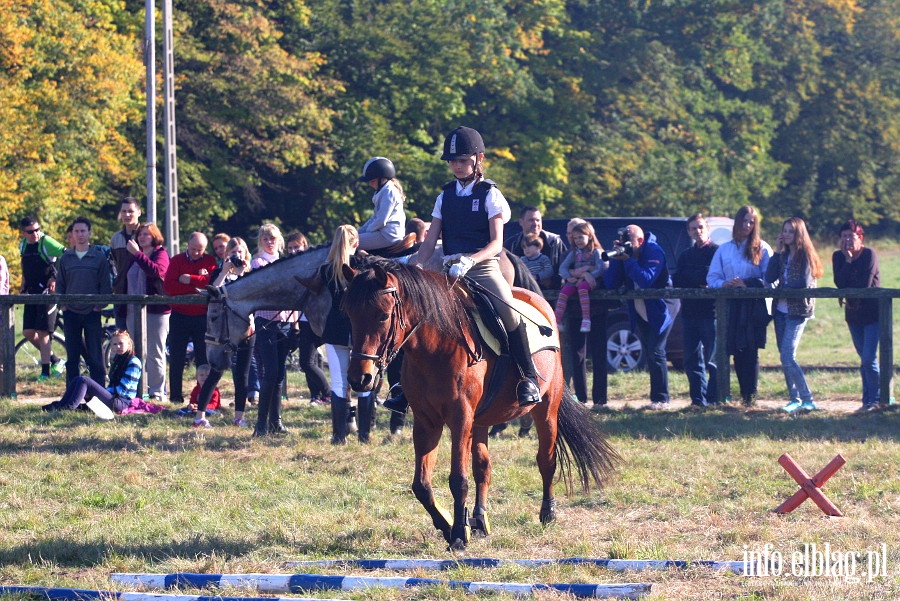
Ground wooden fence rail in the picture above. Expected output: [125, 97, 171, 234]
[1, 289, 896, 402]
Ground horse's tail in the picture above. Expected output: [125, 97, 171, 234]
[555, 387, 620, 494]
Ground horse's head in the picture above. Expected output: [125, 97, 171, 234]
[344, 262, 404, 393]
[204, 284, 253, 371]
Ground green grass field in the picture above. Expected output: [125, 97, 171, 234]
[1, 243, 898, 600]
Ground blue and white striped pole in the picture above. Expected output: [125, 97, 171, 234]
[0, 586, 352, 601]
[110, 573, 652, 599]
[285, 557, 750, 573]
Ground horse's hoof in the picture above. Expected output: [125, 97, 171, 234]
[468, 506, 491, 537]
[448, 537, 468, 552]
[447, 518, 471, 550]
[441, 527, 453, 544]
[540, 498, 557, 524]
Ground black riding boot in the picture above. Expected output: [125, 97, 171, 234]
[253, 395, 271, 437]
[508, 322, 541, 406]
[330, 394, 349, 445]
[357, 394, 375, 443]
[268, 394, 290, 435]
[382, 385, 409, 414]
[389, 408, 406, 435]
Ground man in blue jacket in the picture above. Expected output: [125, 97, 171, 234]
[604, 225, 680, 409]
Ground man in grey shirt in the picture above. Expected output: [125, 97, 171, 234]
[57, 216, 112, 383]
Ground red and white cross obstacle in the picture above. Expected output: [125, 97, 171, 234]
[774, 453, 846, 517]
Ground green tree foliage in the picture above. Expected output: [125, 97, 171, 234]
[0, 0, 143, 268]
[2, 0, 898, 252]
[169, 0, 338, 239]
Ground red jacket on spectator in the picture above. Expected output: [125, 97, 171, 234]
[163, 251, 217, 316]
[190, 384, 220, 410]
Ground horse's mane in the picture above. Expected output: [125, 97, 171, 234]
[232, 242, 330, 281]
[345, 257, 474, 343]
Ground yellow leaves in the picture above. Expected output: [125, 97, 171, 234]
[0, 0, 143, 218]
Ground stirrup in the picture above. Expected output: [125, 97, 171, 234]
[516, 377, 541, 406]
[383, 384, 408, 413]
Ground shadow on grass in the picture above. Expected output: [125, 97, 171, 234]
[0, 535, 260, 568]
[596, 405, 900, 442]
[0, 407, 334, 455]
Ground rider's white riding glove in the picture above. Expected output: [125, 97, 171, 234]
[448, 255, 476, 279]
[442, 253, 462, 268]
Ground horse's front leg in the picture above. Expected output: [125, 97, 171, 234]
[470, 425, 492, 538]
[411, 417, 452, 542]
[447, 414, 474, 551]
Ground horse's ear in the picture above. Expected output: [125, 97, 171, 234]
[295, 273, 323, 294]
[372, 262, 389, 286]
[341, 264, 357, 284]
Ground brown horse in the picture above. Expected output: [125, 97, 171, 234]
[343, 259, 618, 551]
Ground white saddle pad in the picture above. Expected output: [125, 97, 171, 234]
[472, 298, 560, 357]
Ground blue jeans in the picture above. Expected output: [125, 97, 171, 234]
[849, 321, 880, 406]
[682, 316, 717, 405]
[62, 310, 105, 385]
[773, 312, 813, 403]
[58, 375, 129, 412]
[636, 318, 671, 403]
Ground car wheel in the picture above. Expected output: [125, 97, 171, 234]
[605, 321, 646, 372]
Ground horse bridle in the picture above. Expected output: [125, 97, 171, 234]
[204, 291, 253, 354]
[349, 284, 421, 388]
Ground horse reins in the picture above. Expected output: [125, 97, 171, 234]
[349, 284, 423, 389]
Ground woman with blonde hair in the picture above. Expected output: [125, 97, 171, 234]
[251, 223, 295, 436]
[765, 217, 823, 412]
[43, 330, 142, 413]
[318, 225, 374, 444]
[707, 205, 773, 406]
[193, 237, 259, 428]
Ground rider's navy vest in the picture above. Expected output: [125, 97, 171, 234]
[441, 179, 497, 256]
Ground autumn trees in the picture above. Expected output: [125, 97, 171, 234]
[2, 0, 898, 265]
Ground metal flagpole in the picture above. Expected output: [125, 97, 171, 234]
[144, 0, 157, 223]
[162, 0, 179, 256]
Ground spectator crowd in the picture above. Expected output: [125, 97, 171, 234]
[3, 132, 890, 434]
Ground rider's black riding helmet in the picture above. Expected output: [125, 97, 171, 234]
[358, 157, 396, 182]
[441, 126, 485, 161]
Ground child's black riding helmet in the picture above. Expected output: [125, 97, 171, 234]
[441, 126, 484, 160]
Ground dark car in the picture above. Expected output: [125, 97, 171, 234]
[506, 216, 733, 372]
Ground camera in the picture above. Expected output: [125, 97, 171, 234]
[228, 254, 246, 268]
[601, 227, 633, 261]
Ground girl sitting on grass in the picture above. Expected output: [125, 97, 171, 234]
[42, 330, 142, 413]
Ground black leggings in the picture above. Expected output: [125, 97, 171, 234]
[197, 334, 256, 413]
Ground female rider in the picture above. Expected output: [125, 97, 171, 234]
[412, 126, 540, 406]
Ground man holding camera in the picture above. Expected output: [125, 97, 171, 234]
[603, 225, 680, 409]
[163, 232, 217, 405]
